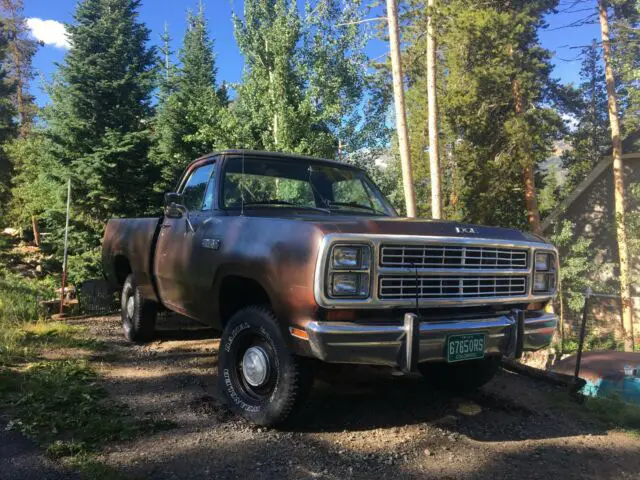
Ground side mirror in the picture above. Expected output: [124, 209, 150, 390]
[164, 192, 183, 207]
[164, 192, 195, 233]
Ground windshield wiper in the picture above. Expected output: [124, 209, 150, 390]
[244, 200, 330, 213]
[328, 201, 387, 215]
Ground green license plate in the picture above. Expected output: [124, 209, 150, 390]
[446, 333, 486, 363]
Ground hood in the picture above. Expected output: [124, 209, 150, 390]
[239, 210, 550, 245]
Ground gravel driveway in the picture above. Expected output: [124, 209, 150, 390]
[74, 314, 640, 480]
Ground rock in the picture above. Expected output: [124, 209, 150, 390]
[424, 448, 434, 456]
[456, 401, 483, 416]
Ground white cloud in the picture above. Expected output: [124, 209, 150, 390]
[26, 18, 70, 49]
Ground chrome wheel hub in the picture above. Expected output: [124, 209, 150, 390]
[241, 346, 270, 387]
[126, 296, 135, 319]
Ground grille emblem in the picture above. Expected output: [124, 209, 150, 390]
[455, 227, 477, 234]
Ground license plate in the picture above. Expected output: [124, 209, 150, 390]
[446, 333, 486, 363]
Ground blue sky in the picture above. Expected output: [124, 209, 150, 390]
[25, 0, 603, 107]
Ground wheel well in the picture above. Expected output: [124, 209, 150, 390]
[219, 275, 271, 326]
[114, 255, 132, 286]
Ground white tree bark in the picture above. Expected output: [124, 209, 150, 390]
[386, 0, 417, 217]
[598, 0, 635, 351]
[426, 0, 442, 219]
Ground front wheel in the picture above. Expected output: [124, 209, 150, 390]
[218, 306, 313, 426]
[417, 356, 501, 394]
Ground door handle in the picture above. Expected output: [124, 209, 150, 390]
[161, 223, 171, 229]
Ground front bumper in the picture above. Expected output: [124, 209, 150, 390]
[306, 310, 557, 370]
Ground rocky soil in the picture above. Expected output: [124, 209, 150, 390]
[61, 313, 640, 480]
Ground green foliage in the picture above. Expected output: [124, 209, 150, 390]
[0, 359, 174, 450]
[151, 4, 229, 194]
[231, 0, 387, 161]
[397, 0, 562, 227]
[551, 220, 604, 314]
[582, 394, 640, 435]
[0, 21, 17, 219]
[610, 0, 640, 139]
[6, 131, 67, 228]
[560, 42, 611, 194]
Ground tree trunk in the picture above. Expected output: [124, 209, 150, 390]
[426, 0, 442, 219]
[512, 75, 542, 234]
[598, 0, 635, 351]
[31, 215, 40, 247]
[3, 0, 31, 136]
[386, 0, 417, 217]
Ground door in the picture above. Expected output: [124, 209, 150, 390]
[154, 161, 217, 315]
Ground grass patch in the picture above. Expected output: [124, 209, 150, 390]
[1, 321, 105, 366]
[0, 270, 175, 478]
[581, 395, 640, 436]
[550, 390, 640, 437]
[64, 454, 130, 480]
[0, 359, 175, 454]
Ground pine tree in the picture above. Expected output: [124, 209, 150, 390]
[399, 0, 562, 228]
[0, 22, 17, 218]
[610, 0, 639, 138]
[561, 42, 611, 192]
[152, 4, 226, 193]
[37, 0, 156, 277]
[0, 0, 38, 136]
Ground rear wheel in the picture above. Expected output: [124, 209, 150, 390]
[121, 274, 156, 343]
[218, 306, 313, 426]
[417, 356, 501, 394]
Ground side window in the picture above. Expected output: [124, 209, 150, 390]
[181, 163, 214, 211]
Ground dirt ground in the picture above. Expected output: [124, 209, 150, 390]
[74, 314, 640, 480]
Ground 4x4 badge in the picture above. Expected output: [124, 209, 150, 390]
[455, 227, 477, 234]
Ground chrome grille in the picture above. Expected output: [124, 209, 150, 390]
[378, 275, 528, 299]
[380, 244, 528, 270]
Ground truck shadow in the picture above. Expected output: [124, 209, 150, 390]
[288, 364, 609, 442]
[120, 315, 608, 444]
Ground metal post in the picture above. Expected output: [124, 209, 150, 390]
[574, 287, 591, 381]
[59, 179, 71, 316]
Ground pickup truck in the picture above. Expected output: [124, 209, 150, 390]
[102, 150, 559, 426]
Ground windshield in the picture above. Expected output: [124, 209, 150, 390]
[222, 156, 397, 216]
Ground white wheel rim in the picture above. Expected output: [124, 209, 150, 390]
[126, 296, 135, 319]
[241, 346, 270, 387]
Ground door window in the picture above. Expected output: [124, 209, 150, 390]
[181, 163, 214, 211]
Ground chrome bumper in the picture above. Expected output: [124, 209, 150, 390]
[306, 311, 558, 370]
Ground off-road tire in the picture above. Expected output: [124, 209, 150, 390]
[218, 306, 314, 426]
[417, 356, 501, 394]
[121, 273, 157, 343]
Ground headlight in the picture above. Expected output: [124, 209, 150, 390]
[331, 245, 371, 270]
[533, 250, 557, 293]
[331, 273, 370, 297]
[534, 273, 553, 292]
[326, 244, 372, 299]
[535, 252, 552, 271]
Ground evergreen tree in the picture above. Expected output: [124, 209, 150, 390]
[0, 22, 17, 218]
[398, 0, 562, 228]
[23, 0, 157, 278]
[152, 4, 226, 193]
[0, 0, 39, 136]
[46, 0, 156, 223]
[610, 0, 639, 138]
[561, 42, 611, 192]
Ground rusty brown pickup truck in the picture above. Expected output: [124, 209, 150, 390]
[102, 150, 559, 426]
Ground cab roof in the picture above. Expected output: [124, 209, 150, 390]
[195, 149, 363, 170]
